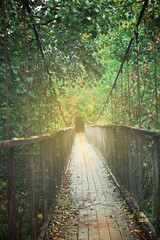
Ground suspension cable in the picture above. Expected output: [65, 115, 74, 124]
[3, 0, 9, 139]
[86, 0, 149, 125]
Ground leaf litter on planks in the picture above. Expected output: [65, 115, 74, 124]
[39, 170, 79, 240]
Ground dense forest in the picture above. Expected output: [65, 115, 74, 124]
[0, 0, 159, 137]
[0, 1, 160, 239]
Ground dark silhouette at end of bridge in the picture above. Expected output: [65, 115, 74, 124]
[75, 116, 84, 133]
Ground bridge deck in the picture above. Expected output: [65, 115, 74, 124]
[68, 133, 141, 240]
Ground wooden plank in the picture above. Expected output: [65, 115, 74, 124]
[81, 142, 99, 240]
[83, 139, 114, 240]
[87, 138, 137, 239]
[68, 133, 141, 240]
[78, 136, 89, 240]
[78, 134, 110, 240]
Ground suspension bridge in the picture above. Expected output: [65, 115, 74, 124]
[0, 122, 160, 240]
[1, 0, 159, 239]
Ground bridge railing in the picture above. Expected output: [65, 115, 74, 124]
[85, 124, 160, 237]
[0, 127, 75, 240]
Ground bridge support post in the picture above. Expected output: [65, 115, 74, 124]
[41, 141, 48, 220]
[111, 127, 116, 174]
[136, 134, 143, 208]
[108, 127, 113, 168]
[39, 141, 48, 221]
[104, 127, 109, 165]
[114, 127, 119, 178]
[49, 138, 55, 205]
[61, 132, 66, 169]
[56, 133, 61, 186]
[120, 128, 125, 186]
[59, 132, 63, 178]
[28, 144, 36, 240]
[152, 137, 160, 237]
[127, 129, 133, 193]
[67, 131, 70, 157]
[123, 129, 128, 188]
[7, 148, 17, 240]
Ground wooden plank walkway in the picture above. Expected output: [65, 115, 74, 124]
[68, 133, 140, 240]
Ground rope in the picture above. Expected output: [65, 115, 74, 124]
[136, 26, 141, 127]
[23, 5, 30, 136]
[153, 0, 158, 128]
[3, 0, 9, 139]
[45, 88, 49, 131]
[121, 70, 124, 121]
[127, 54, 131, 125]
[37, 48, 42, 134]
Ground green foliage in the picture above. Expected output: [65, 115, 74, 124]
[0, 1, 160, 239]
[0, 0, 159, 135]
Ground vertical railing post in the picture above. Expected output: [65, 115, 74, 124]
[114, 127, 118, 177]
[123, 128, 129, 190]
[67, 131, 70, 157]
[152, 136, 160, 236]
[136, 133, 143, 208]
[28, 145, 36, 240]
[111, 127, 116, 173]
[66, 132, 68, 160]
[54, 135, 58, 188]
[59, 132, 63, 176]
[52, 136, 56, 203]
[7, 148, 17, 240]
[102, 127, 106, 158]
[44, 140, 48, 220]
[104, 127, 108, 164]
[119, 128, 125, 185]
[41, 141, 48, 220]
[108, 127, 112, 167]
[116, 127, 121, 180]
[49, 138, 54, 205]
[127, 129, 133, 193]
[61, 132, 65, 169]
[56, 133, 61, 186]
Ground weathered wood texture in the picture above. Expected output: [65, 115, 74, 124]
[0, 128, 75, 240]
[69, 133, 138, 240]
[85, 124, 160, 238]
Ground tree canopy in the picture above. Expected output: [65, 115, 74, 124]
[0, 0, 159, 140]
